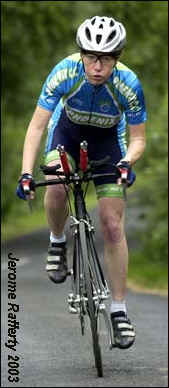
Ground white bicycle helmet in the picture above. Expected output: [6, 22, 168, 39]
[76, 16, 126, 53]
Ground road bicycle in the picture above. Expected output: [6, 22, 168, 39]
[23, 141, 127, 377]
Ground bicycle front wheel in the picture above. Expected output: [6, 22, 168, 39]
[79, 221, 103, 377]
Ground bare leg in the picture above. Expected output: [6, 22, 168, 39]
[44, 160, 69, 237]
[98, 197, 128, 301]
[99, 197, 136, 348]
[44, 160, 69, 284]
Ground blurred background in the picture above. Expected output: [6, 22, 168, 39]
[2, 1, 168, 291]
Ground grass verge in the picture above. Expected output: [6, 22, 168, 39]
[128, 251, 168, 295]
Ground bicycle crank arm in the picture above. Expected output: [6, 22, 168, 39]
[99, 305, 115, 350]
[110, 343, 118, 349]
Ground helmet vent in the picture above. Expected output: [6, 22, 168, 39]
[106, 30, 116, 43]
[110, 19, 115, 27]
[99, 24, 104, 29]
[85, 27, 92, 41]
[96, 34, 102, 44]
[119, 25, 123, 33]
[91, 17, 96, 25]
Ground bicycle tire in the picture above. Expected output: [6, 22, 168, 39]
[73, 231, 86, 335]
[79, 221, 103, 377]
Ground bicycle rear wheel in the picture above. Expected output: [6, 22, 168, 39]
[79, 221, 103, 377]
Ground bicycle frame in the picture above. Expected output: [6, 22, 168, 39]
[67, 178, 115, 350]
[32, 141, 126, 376]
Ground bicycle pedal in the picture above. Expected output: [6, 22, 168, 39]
[67, 269, 72, 276]
[68, 305, 79, 314]
[110, 343, 118, 350]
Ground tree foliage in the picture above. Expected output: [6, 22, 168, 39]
[2, 1, 168, 114]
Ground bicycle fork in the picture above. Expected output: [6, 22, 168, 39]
[67, 216, 116, 349]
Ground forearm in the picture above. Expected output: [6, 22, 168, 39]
[123, 137, 146, 165]
[121, 123, 146, 165]
[21, 106, 52, 175]
[21, 126, 44, 174]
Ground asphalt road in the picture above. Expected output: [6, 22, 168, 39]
[1, 209, 168, 387]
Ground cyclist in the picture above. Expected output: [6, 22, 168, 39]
[17, 16, 146, 349]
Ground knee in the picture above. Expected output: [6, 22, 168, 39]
[100, 214, 123, 244]
[44, 184, 67, 208]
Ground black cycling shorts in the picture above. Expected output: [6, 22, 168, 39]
[44, 109, 127, 199]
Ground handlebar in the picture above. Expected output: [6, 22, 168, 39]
[34, 163, 121, 189]
[22, 141, 128, 198]
[39, 164, 63, 175]
[39, 155, 112, 177]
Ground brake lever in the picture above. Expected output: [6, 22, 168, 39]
[122, 182, 127, 201]
[116, 168, 128, 201]
[25, 194, 33, 212]
[22, 182, 33, 212]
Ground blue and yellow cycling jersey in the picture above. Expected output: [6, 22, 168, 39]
[37, 52, 147, 129]
[37, 52, 147, 164]
[37, 53, 146, 196]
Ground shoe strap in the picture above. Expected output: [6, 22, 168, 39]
[47, 256, 62, 263]
[46, 255, 66, 271]
[48, 243, 66, 255]
[50, 242, 66, 248]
